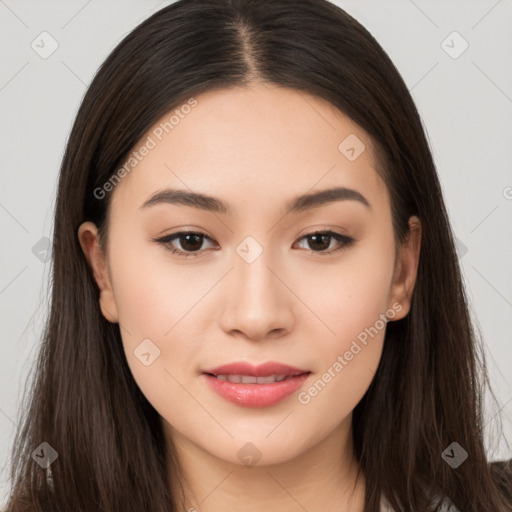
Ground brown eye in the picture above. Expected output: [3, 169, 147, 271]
[153, 229, 355, 258]
[175, 233, 204, 252]
[294, 231, 355, 256]
[154, 231, 216, 258]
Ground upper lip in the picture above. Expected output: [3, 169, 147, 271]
[202, 362, 310, 377]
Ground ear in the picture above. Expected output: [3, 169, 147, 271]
[77, 221, 119, 323]
[387, 215, 422, 321]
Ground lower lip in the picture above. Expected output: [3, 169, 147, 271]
[202, 373, 310, 408]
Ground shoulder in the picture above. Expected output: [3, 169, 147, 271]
[490, 458, 512, 502]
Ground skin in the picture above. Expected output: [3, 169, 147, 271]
[78, 82, 421, 512]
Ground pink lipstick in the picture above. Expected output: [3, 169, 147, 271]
[201, 361, 311, 408]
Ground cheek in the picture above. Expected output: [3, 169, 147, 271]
[295, 274, 391, 427]
[294, 238, 395, 410]
[105, 232, 201, 387]
[296, 333, 383, 441]
[301, 242, 395, 347]
[108, 231, 198, 337]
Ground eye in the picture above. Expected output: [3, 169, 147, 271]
[153, 229, 355, 258]
[153, 231, 217, 258]
[294, 230, 355, 256]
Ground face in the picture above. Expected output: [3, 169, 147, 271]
[79, 82, 420, 468]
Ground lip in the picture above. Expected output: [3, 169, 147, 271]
[201, 361, 311, 408]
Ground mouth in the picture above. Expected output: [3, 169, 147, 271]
[201, 361, 311, 408]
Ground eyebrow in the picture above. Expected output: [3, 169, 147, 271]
[140, 186, 371, 215]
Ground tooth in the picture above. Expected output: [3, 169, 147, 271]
[215, 374, 293, 384]
[256, 375, 277, 384]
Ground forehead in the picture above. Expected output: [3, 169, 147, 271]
[110, 83, 389, 217]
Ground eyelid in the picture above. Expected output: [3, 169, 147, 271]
[152, 228, 355, 258]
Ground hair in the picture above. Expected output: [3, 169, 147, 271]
[5, 0, 512, 510]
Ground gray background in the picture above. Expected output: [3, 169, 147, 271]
[1, 0, 511, 505]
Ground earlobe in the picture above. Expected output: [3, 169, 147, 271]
[387, 216, 422, 321]
[77, 221, 119, 323]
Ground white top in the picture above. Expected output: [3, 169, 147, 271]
[381, 494, 460, 511]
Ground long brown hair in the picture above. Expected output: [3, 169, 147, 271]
[5, 0, 512, 510]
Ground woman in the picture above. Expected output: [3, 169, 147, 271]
[5, 0, 512, 510]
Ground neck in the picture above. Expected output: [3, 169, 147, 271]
[165, 415, 366, 512]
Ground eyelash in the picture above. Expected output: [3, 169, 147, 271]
[153, 230, 355, 258]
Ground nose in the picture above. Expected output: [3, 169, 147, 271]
[218, 248, 296, 342]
